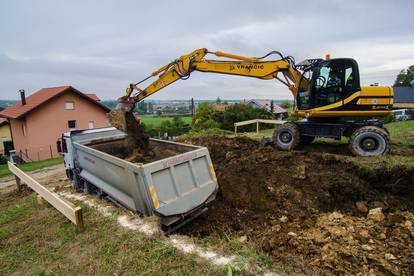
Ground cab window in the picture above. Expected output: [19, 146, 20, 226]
[312, 59, 359, 108]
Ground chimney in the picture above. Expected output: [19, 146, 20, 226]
[19, 89, 26, 105]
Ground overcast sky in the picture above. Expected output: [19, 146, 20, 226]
[0, 0, 413, 100]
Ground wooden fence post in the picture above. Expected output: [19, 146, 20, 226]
[74, 207, 84, 232]
[15, 175, 21, 192]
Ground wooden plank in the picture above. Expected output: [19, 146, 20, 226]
[7, 162, 81, 227]
[234, 119, 258, 127]
[257, 119, 286, 125]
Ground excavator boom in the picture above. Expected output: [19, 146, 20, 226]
[117, 49, 305, 111]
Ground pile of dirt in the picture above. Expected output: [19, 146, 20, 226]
[180, 135, 414, 274]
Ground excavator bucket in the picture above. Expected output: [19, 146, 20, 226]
[108, 97, 137, 132]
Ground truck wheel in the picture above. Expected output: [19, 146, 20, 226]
[300, 136, 315, 145]
[349, 126, 390, 156]
[274, 122, 301, 150]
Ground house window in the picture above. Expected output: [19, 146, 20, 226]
[22, 123, 27, 136]
[65, 101, 75, 110]
[88, 121, 94, 129]
[68, 120, 76, 131]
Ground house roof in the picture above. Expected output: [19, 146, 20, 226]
[247, 99, 286, 114]
[85, 93, 100, 101]
[0, 86, 110, 119]
[394, 87, 414, 103]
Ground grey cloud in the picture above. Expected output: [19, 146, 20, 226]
[0, 0, 413, 99]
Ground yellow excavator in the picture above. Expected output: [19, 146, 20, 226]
[114, 48, 393, 156]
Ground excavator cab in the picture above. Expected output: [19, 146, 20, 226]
[296, 58, 360, 111]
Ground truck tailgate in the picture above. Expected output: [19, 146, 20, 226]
[142, 147, 217, 217]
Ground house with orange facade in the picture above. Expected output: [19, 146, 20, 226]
[0, 86, 110, 161]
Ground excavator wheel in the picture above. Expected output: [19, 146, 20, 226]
[274, 122, 301, 150]
[349, 126, 390, 156]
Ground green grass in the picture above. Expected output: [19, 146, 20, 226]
[0, 157, 63, 178]
[140, 115, 192, 127]
[0, 193, 224, 275]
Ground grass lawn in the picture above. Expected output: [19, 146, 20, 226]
[140, 115, 192, 127]
[0, 193, 224, 275]
[0, 157, 63, 179]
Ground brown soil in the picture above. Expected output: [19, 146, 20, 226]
[180, 135, 414, 275]
[108, 109, 151, 159]
[107, 110, 181, 163]
[91, 139, 182, 164]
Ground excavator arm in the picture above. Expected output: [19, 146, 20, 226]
[117, 48, 307, 111]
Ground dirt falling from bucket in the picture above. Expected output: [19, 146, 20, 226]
[108, 109, 151, 161]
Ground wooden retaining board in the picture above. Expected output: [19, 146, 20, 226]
[7, 162, 84, 231]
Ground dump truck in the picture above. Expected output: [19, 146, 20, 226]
[58, 127, 218, 233]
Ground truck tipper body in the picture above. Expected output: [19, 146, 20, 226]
[58, 127, 218, 232]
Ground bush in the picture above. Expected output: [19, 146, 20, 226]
[194, 103, 274, 132]
[280, 100, 293, 109]
[193, 103, 220, 130]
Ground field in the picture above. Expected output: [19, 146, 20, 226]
[0, 120, 413, 275]
[140, 115, 192, 127]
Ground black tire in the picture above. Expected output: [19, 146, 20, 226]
[300, 136, 315, 145]
[274, 122, 301, 150]
[349, 126, 390, 156]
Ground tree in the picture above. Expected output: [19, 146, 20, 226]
[193, 103, 219, 130]
[216, 97, 222, 104]
[270, 100, 274, 113]
[394, 65, 414, 87]
[216, 103, 273, 131]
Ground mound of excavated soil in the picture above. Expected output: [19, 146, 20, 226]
[180, 135, 414, 275]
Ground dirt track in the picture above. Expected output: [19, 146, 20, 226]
[180, 136, 414, 275]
